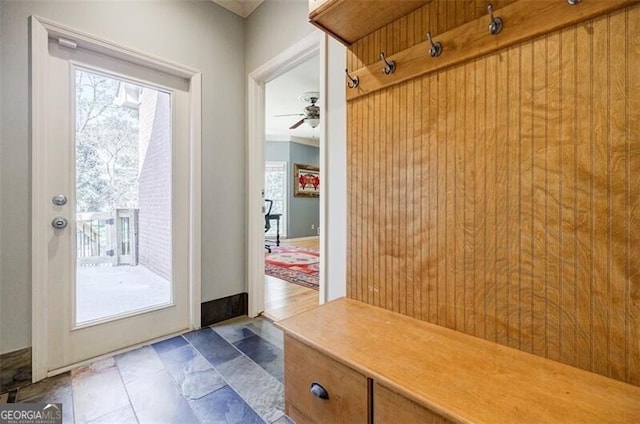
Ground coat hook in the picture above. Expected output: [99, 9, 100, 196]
[567, 0, 581, 4]
[487, 4, 503, 35]
[426, 32, 442, 57]
[380, 52, 396, 75]
[345, 68, 359, 88]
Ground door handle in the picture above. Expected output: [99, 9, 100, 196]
[51, 217, 68, 229]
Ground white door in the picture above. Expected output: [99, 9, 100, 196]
[37, 30, 194, 373]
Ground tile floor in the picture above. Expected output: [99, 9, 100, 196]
[8, 317, 292, 424]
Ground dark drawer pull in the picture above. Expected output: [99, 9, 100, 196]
[310, 382, 329, 400]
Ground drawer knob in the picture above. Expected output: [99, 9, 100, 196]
[310, 382, 329, 400]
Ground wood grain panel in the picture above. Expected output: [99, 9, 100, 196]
[484, 53, 498, 343]
[398, 80, 408, 316]
[493, 49, 509, 346]
[558, 24, 577, 368]
[374, 383, 454, 424]
[372, 90, 381, 308]
[590, 14, 610, 378]
[519, 39, 534, 353]
[439, 66, 449, 328]
[426, 66, 438, 324]
[284, 335, 369, 423]
[506, 44, 521, 350]
[352, 0, 519, 68]
[608, 9, 628, 382]
[546, 31, 562, 362]
[574, 19, 594, 373]
[384, 79, 393, 312]
[365, 79, 373, 305]
[346, 1, 640, 386]
[454, 63, 465, 331]
[473, 58, 486, 339]
[346, 0, 637, 101]
[626, 7, 640, 387]
[309, 0, 430, 46]
[445, 68, 455, 328]
[406, 79, 415, 316]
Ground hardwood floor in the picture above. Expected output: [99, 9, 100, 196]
[262, 237, 319, 322]
[275, 237, 320, 250]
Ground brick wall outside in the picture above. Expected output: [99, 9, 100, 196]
[137, 89, 171, 281]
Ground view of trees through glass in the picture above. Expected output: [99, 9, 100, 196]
[75, 69, 140, 213]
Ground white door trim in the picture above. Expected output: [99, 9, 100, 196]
[30, 16, 202, 382]
[247, 31, 326, 317]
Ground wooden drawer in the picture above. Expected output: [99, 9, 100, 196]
[284, 335, 369, 424]
[374, 383, 454, 424]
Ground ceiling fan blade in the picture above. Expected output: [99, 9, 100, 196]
[274, 113, 304, 117]
[289, 118, 306, 129]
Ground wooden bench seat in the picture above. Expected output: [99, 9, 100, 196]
[276, 298, 640, 423]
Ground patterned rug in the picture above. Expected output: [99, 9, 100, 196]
[265, 246, 319, 290]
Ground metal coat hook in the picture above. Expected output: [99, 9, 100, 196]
[487, 4, 503, 35]
[567, 0, 581, 4]
[345, 68, 359, 88]
[380, 52, 396, 75]
[426, 32, 442, 57]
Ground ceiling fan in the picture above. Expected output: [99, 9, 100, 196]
[275, 91, 320, 130]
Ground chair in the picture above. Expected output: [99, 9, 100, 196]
[265, 199, 274, 252]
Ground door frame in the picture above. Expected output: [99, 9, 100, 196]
[247, 31, 326, 317]
[30, 16, 202, 382]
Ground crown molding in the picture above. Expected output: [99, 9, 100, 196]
[211, 0, 263, 18]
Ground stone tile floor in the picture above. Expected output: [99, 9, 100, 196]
[5, 317, 293, 424]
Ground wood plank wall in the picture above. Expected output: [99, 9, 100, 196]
[346, 0, 640, 386]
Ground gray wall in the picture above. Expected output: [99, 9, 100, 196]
[245, 0, 315, 78]
[289, 143, 320, 238]
[265, 140, 320, 239]
[0, 1, 246, 354]
[265, 141, 290, 163]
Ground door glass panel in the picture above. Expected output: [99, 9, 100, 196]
[74, 68, 172, 325]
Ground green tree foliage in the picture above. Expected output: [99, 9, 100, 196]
[75, 70, 140, 212]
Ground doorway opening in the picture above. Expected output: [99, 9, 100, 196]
[262, 54, 320, 320]
[246, 31, 325, 318]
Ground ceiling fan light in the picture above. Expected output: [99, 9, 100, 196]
[307, 117, 320, 128]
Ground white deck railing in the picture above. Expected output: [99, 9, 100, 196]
[77, 208, 138, 266]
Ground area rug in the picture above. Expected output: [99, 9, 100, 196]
[265, 246, 319, 290]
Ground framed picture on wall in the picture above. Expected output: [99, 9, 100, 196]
[293, 163, 320, 197]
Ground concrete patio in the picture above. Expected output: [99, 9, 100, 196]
[76, 264, 171, 324]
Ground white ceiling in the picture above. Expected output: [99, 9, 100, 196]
[210, 0, 263, 18]
[265, 54, 320, 141]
